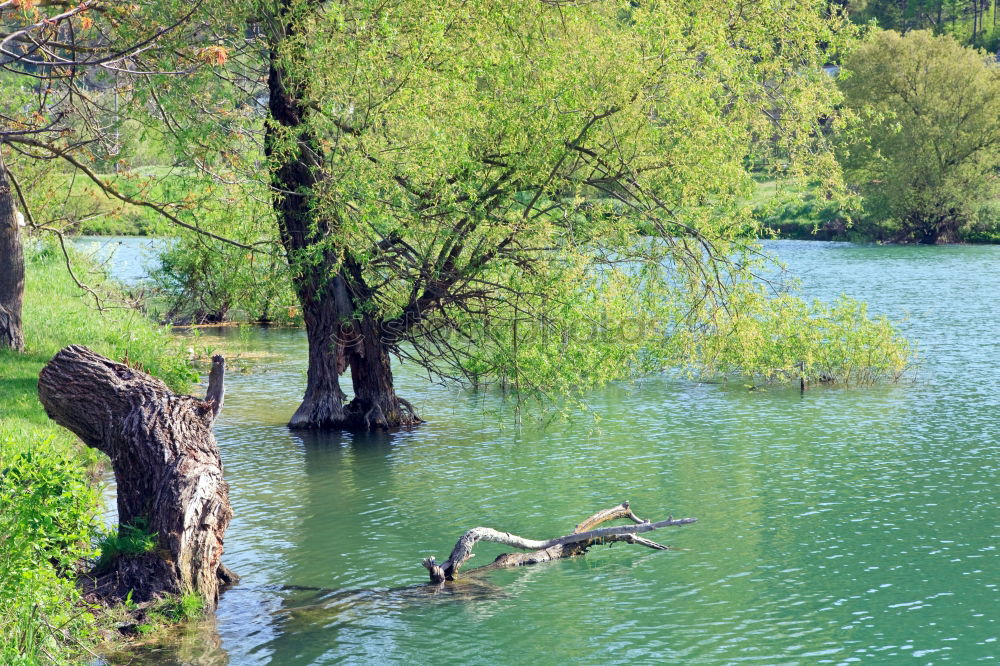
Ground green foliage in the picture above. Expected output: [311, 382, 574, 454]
[675, 293, 912, 385]
[94, 518, 158, 573]
[437, 241, 910, 396]
[8, 159, 207, 237]
[108, 0, 906, 403]
[7, 240, 197, 393]
[845, 0, 1000, 50]
[133, 166, 296, 324]
[838, 30, 1000, 243]
[151, 232, 297, 325]
[254, 0, 888, 393]
[0, 444, 99, 573]
[0, 244, 195, 662]
[751, 178, 853, 240]
[0, 438, 100, 665]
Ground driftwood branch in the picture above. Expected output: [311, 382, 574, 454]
[422, 501, 696, 584]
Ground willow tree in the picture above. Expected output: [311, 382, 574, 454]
[254, 0, 863, 430]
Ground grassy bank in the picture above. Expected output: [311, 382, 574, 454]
[749, 177, 855, 241]
[751, 177, 1000, 244]
[19, 166, 229, 237]
[0, 240, 195, 663]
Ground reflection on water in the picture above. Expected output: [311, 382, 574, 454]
[112, 241, 999, 664]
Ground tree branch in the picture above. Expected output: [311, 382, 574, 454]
[5, 136, 257, 250]
[422, 502, 695, 583]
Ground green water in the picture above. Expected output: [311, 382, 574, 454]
[112, 241, 997, 664]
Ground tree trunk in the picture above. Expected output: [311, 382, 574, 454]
[0, 150, 25, 352]
[341, 315, 421, 430]
[38, 346, 236, 608]
[422, 502, 697, 584]
[265, 1, 353, 431]
[288, 289, 348, 428]
[264, 2, 419, 432]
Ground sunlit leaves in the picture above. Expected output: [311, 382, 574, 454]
[838, 30, 1000, 242]
[141, 0, 907, 396]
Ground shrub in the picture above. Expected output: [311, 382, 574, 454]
[151, 234, 297, 325]
[675, 293, 912, 386]
[0, 438, 101, 663]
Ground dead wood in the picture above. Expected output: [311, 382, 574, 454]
[422, 501, 695, 584]
[38, 345, 236, 608]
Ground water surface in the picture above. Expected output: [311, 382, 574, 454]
[71, 236, 167, 284]
[111, 241, 999, 664]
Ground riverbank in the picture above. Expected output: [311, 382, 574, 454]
[57, 175, 1000, 246]
[0, 240, 195, 662]
[752, 177, 1000, 244]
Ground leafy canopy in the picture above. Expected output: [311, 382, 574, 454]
[838, 30, 1000, 243]
[147, 0, 909, 391]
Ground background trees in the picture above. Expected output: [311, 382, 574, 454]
[838, 30, 1000, 243]
[845, 1, 1000, 47]
[0, 0, 253, 349]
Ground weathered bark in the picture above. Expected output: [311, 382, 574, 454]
[422, 502, 696, 584]
[341, 315, 422, 430]
[264, 5, 419, 432]
[0, 149, 25, 352]
[38, 346, 235, 608]
[287, 291, 348, 428]
[264, 0, 352, 431]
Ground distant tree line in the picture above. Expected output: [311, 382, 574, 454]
[758, 6, 1000, 244]
[844, 0, 1000, 48]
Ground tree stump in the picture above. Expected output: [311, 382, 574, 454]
[422, 502, 696, 584]
[38, 345, 236, 608]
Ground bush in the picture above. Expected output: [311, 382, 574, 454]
[151, 233, 298, 325]
[0, 438, 101, 664]
[675, 293, 912, 386]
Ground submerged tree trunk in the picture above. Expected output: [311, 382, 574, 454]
[422, 502, 696, 584]
[341, 315, 421, 430]
[265, 1, 351, 431]
[0, 150, 25, 352]
[288, 289, 348, 428]
[38, 346, 236, 608]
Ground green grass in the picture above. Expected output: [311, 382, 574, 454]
[94, 518, 158, 573]
[750, 176, 1000, 244]
[749, 177, 856, 241]
[0, 240, 196, 663]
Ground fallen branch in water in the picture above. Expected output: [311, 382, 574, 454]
[422, 501, 696, 584]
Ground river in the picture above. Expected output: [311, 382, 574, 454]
[89, 239, 998, 664]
